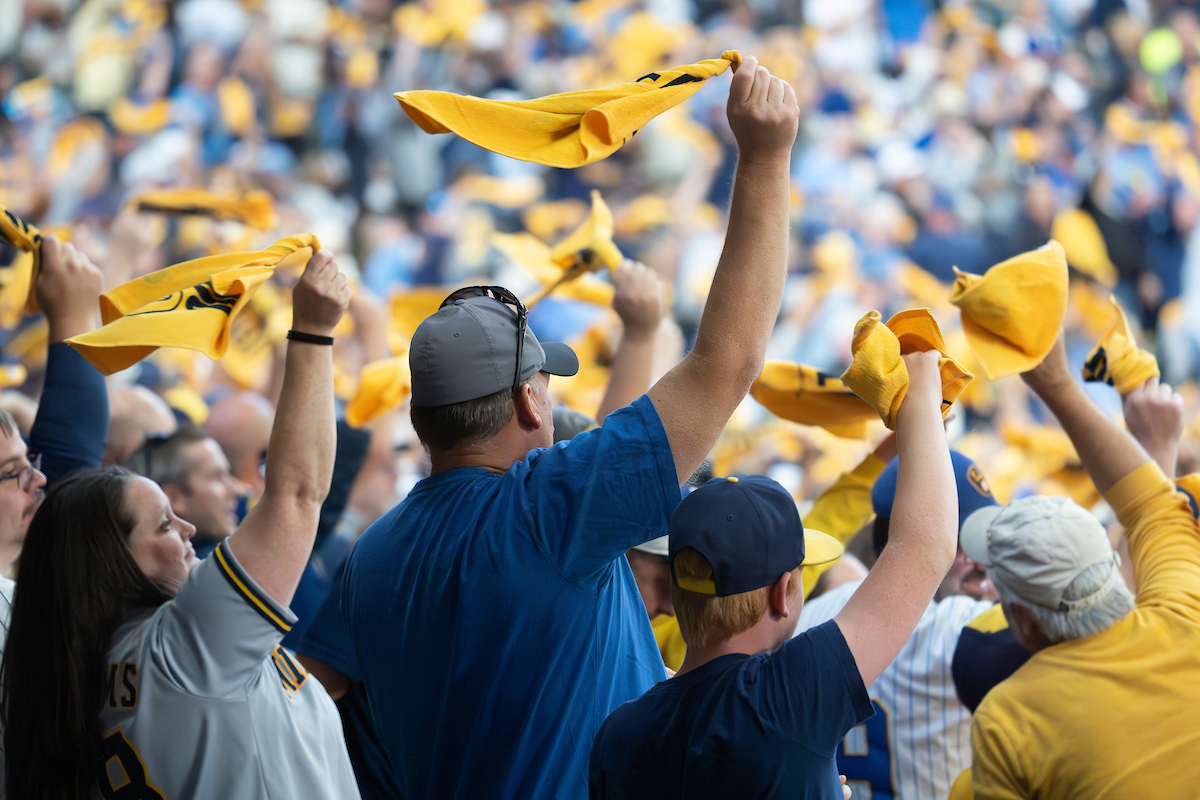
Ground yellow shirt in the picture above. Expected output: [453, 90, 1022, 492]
[971, 461, 1200, 799]
[651, 614, 686, 672]
[801, 453, 885, 597]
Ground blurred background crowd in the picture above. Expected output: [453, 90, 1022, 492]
[2, 0, 1200, 532]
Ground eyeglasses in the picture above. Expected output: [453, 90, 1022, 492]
[0, 453, 41, 491]
[440, 285, 528, 397]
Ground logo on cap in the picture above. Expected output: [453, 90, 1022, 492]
[967, 464, 992, 498]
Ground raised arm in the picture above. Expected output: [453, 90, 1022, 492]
[595, 260, 664, 422]
[647, 56, 800, 483]
[1021, 335, 1150, 494]
[228, 252, 351, 606]
[1122, 376, 1182, 478]
[29, 235, 107, 483]
[835, 351, 957, 686]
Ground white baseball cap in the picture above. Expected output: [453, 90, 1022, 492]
[959, 495, 1121, 612]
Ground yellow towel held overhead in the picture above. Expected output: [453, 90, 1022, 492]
[1081, 296, 1160, 395]
[395, 51, 742, 168]
[67, 234, 319, 375]
[133, 188, 277, 231]
[841, 309, 974, 430]
[347, 355, 412, 428]
[750, 361, 878, 439]
[0, 206, 43, 315]
[549, 190, 622, 272]
[949, 240, 1069, 380]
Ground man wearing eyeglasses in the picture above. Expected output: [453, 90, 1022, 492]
[342, 56, 801, 799]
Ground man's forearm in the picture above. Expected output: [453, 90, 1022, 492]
[1034, 379, 1148, 494]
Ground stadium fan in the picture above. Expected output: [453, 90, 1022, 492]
[338, 57, 800, 798]
[588, 347, 959, 797]
[0, 252, 360, 799]
[964, 335, 1200, 798]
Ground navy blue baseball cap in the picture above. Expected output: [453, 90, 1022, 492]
[668, 475, 844, 596]
[871, 451, 997, 532]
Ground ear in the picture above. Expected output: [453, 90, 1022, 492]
[1003, 601, 1051, 653]
[768, 572, 792, 619]
[513, 380, 545, 432]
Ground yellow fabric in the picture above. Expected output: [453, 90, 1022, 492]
[0, 364, 26, 388]
[134, 188, 277, 231]
[1081, 296, 1160, 395]
[0, 205, 42, 315]
[346, 356, 412, 428]
[950, 240, 1069, 380]
[108, 97, 171, 135]
[1050, 208, 1118, 287]
[388, 287, 449, 354]
[750, 361, 878, 439]
[549, 190, 622, 272]
[651, 614, 687, 672]
[523, 200, 587, 242]
[218, 76, 257, 136]
[949, 768, 974, 800]
[966, 603, 1009, 634]
[615, 194, 672, 237]
[841, 309, 974, 430]
[971, 462, 1200, 799]
[800, 453, 886, 596]
[491, 233, 615, 308]
[451, 174, 544, 209]
[162, 384, 209, 426]
[66, 234, 319, 375]
[395, 51, 742, 168]
[222, 282, 291, 390]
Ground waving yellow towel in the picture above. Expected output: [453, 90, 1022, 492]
[347, 355, 412, 428]
[949, 240, 1068, 380]
[67, 234, 319, 375]
[841, 309, 974, 430]
[750, 361, 878, 439]
[1081, 296, 1159, 394]
[0, 206, 43, 315]
[396, 51, 742, 168]
[134, 188, 277, 231]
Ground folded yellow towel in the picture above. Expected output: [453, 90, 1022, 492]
[134, 188, 277, 231]
[347, 356, 412, 428]
[1081, 296, 1160, 394]
[0, 205, 43, 315]
[67, 234, 318, 375]
[841, 309, 974, 430]
[549, 190, 622, 272]
[396, 51, 741, 168]
[750, 361, 878, 439]
[950, 240, 1068, 380]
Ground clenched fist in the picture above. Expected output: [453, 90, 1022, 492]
[291, 251, 352, 338]
[37, 234, 104, 344]
[727, 56, 800, 167]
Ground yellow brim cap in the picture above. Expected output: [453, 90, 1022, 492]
[801, 529, 844, 567]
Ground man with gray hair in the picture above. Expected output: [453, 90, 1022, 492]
[963, 334, 1200, 799]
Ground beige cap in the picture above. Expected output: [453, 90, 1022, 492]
[959, 495, 1121, 612]
[632, 535, 669, 558]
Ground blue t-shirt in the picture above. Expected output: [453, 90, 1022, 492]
[342, 395, 681, 799]
[589, 620, 873, 799]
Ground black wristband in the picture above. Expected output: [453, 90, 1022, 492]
[287, 329, 334, 346]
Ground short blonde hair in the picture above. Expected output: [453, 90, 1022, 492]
[671, 547, 802, 648]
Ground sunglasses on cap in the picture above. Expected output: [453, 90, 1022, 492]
[440, 286, 528, 397]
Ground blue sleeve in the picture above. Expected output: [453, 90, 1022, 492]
[294, 561, 361, 681]
[29, 343, 107, 484]
[951, 626, 1031, 713]
[764, 620, 874, 754]
[514, 394, 680, 586]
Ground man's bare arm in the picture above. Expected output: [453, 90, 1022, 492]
[596, 260, 664, 421]
[648, 57, 800, 484]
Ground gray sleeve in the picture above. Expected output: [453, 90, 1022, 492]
[148, 540, 298, 697]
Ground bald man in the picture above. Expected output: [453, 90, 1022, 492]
[104, 386, 178, 467]
[206, 391, 274, 498]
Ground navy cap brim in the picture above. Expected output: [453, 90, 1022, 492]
[541, 342, 579, 377]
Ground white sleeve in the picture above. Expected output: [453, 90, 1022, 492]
[796, 580, 859, 633]
[146, 540, 297, 697]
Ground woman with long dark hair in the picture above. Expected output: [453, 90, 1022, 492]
[1, 252, 362, 799]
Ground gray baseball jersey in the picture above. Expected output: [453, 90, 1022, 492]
[0, 575, 11, 800]
[797, 579, 992, 800]
[95, 541, 360, 799]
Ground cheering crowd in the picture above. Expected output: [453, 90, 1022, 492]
[2, 0, 1200, 798]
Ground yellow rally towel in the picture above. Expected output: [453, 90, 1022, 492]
[1081, 296, 1160, 394]
[549, 190, 622, 271]
[67, 234, 319, 375]
[490, 233, 615, 308]
[840, 309, 973, 430]
[134, 188, 277, 231]
[1050, 208, 1118, 288]
[750, 361, 878, 439]
[347, 356, 412, 428]
[395, 51, 742, 168]
[0, 206, 43, 315]
[949, 240, 1068, 380]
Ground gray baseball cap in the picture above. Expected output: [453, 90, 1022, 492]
[409, 295, 579, 407]
[960, 495, 1121, 612]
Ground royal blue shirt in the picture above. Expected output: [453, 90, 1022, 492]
[589, 620, 873, 799]
[342, 395, 681, 799]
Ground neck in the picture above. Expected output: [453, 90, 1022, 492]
[675, 624, 784, 676]
[429, 422, 541, 476]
